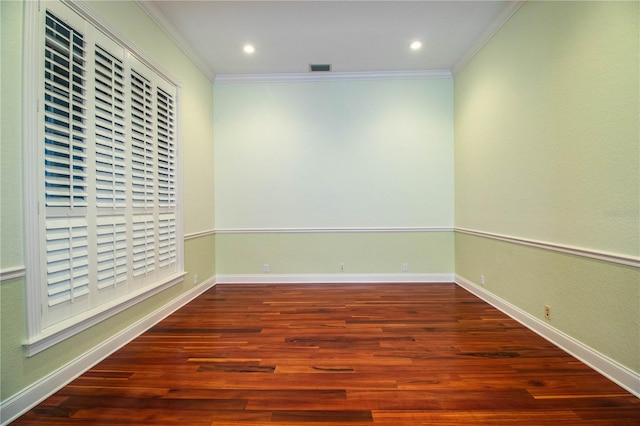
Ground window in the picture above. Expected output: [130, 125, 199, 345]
[24, 0, 183, 355]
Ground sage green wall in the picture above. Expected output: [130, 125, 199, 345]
[455, 1, 639, 373]
[456, 233, 639, 372]
[1, 276, 190, 401]
[184, 235, 216, 286]
[0, 0, 215, 402]
[1, 0, 24, 269]
[214, 78, 453, 274]
[216, 232, 453, 275]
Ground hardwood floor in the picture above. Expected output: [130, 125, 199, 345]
[14, 283, 640, 425]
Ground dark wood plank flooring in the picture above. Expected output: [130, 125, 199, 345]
[14, 283, 640, 425]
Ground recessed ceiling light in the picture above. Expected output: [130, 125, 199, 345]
[410, 41, 422, 50]
[243, 44, 255, 54]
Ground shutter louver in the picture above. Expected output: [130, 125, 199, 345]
[94, 44, 126, 209]
[130, 70, 155, 209]
[96, 216, 127, 289]
[46, 217, 90, 306]
[156, 87, 176, 208]
[158, 213, 176, 267]
[132, 215, 155, 277]
[44, 11, 87, 208]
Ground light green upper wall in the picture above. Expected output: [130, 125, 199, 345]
[455, 1, 639, 257]
[214, 79, 453, 229]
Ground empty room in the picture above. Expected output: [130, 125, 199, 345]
[1, 0, 638, 424]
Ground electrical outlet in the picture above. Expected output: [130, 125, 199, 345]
[193, 274, 198, 284]
[263, 264, 270, 273]
[340, 263, 345, 272]
[480, 275, 485, 286]
[402, 263, 409, 272]
[544, 305, 551, 320]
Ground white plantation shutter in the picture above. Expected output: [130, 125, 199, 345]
[132, 215, 156, 277]
[94, 40, 127, 209]
[44, 10, 88, 208]
[42, 7, 91, 325]
[45, 217, 90, 306]
[156, 86, 176, 208]
[158, 213, 177, 267]
[156, 82, 177, 271]
[130, 68, 155, 209]
[96, 216, 127, 290]
[28, 1, 183, 342]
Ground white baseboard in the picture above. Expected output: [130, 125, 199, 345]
[215, 273, 455, 284]
[0, 278, 217, 426]
[455, 274, 640, 398]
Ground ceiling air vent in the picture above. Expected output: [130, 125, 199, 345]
[309, 64, 331, 72]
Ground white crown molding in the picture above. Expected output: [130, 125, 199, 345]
[452, 0, 526, 75]
[455, 227, 640, 268]
[216, 226, 453, 234]
[455, 275, 640, 398]
[216, 273, 454, 284]
[214, 70, 452, 84]
[0, 277, 217, 425]
[134, 0, 214, 82]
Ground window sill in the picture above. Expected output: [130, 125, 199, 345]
[23, 272, 186, 357]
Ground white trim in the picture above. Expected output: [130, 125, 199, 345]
[214, 70, 452, 84]
[216, 273, 454, 284]
[23, 273, 186, 357]
[0, 266, 26, 282]
[455, 274, 640, 398]
[184, 229, 216, 240]
[455, 227, 640, 268]
[22, 0, 42, 342]
[174, 81, 186, 282]
[134, 0, 213, 82]
[1, 277, 216, 426]
[216, 226, 453, 234]
[452, 0, 525, 75]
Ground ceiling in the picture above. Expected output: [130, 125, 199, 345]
[140, 1, 523, 79]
